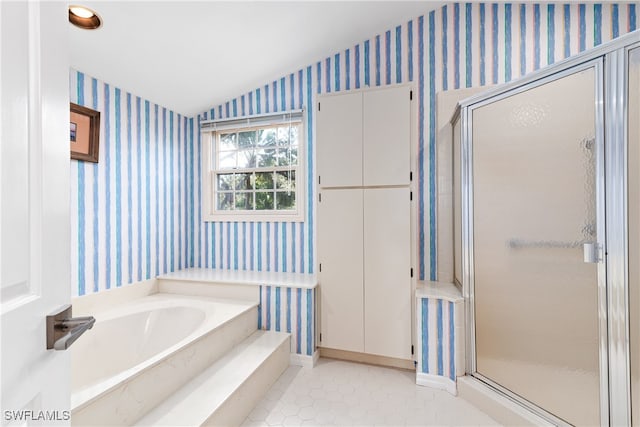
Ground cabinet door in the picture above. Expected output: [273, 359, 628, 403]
[318, 189, 364, 352]
[316, 92, 363, 187]
[363, 86, 411, 186]
[364, 187, 412, 359]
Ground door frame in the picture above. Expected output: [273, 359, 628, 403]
[604, 39, 640, 427]
[457, 31, 640, 427]
[623, 40, 640, 427]
[463, 57, 607, 427]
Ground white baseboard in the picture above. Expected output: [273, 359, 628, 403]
[416, 372, 457, 396]
[318, 347, 415, 370]
[289, 350, 319, 368]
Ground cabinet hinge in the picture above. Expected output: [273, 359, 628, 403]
[319, 263, 322, 272]
[411, 345, 414, 355]
[319, 193, 322, 202]
[410, 191, 413, 201]
[409, 171, 413, 182]
[320, 333, 322, 342]
[318, 102, 321, 111]
[410, 90, 413, 100]
[410, 268, 414, 278]
[318, 175, 321, 185]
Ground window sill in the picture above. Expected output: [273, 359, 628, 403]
[203, 211, 305, 223]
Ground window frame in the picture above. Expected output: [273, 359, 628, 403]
[202, 113, 306, 222]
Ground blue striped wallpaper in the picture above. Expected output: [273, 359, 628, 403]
[70, 3, 637, 295]
[193, 3, 637, 281]
[193, 74, 313, 276]
[70, 70, 193, 296]
[419, 297, 456, 380]
[258, 285, 315, 356]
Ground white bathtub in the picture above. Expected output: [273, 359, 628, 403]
[71, 293, 258, 426]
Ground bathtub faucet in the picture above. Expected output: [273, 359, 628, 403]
[46, 304, 96, 351]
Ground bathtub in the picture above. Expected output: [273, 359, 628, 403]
[70, 293, 258, 426]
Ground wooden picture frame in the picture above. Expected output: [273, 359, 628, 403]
[70, 102, 100, 162]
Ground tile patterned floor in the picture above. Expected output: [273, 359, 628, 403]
[241, 358, 502, 426]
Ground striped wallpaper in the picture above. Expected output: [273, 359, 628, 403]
[70, 3, 637, 295]
[193, 79, 313, 275]
[70, 70, 193, 296]
[419, 298, 457, 380]
[258, 285, 316, 356]
[193, 3, 637, 282]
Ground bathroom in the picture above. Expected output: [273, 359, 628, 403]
[1, 1, 639, 426]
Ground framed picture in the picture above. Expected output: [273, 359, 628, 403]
[70, 103, 100, 162]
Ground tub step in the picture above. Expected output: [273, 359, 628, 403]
[136, 330, 290, 427]
[71, 301, 259, 427]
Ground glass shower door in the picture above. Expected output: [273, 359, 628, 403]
[471, 63, 603, 426]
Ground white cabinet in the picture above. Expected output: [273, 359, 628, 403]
[317, 189, 364, 352]
[316, 92, 363, 187]
[317, 86, 410, 187]
[363, 87, 411, 186]
[317, 85, 412, 360]
[364, 187, 411, 359]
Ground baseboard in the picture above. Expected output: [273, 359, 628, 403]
[416, 372, 458, 395]
[318, 347, 415, 370]
[289, 350, 319, 368]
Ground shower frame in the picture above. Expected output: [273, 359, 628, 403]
[454, 30, 640, 426]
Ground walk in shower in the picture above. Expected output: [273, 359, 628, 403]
[453, 31, 640, 426]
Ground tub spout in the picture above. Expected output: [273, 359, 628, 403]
[53, 316, 96, 350]
[46, 305, 95, 351]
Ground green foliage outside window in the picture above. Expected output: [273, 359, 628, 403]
[215, 123, 299, 212]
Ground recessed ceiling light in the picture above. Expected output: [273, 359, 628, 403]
[68, 5, 101, 30]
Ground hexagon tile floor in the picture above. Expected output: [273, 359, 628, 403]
[241, 358, 502, 426]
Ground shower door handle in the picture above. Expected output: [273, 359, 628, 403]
[583, 242, 603, 264]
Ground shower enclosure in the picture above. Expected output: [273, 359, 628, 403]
[453, 31, 639, 426]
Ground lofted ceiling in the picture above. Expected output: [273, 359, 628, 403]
[69, 1, 444, 117]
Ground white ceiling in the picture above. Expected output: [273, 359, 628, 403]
[69, 1, 444, 117]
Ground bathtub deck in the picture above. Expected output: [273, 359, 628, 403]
[137, 330, 290, 426]
[71, 294, 259, 426]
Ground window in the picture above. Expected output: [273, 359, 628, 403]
[201, 111, 305, 221]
